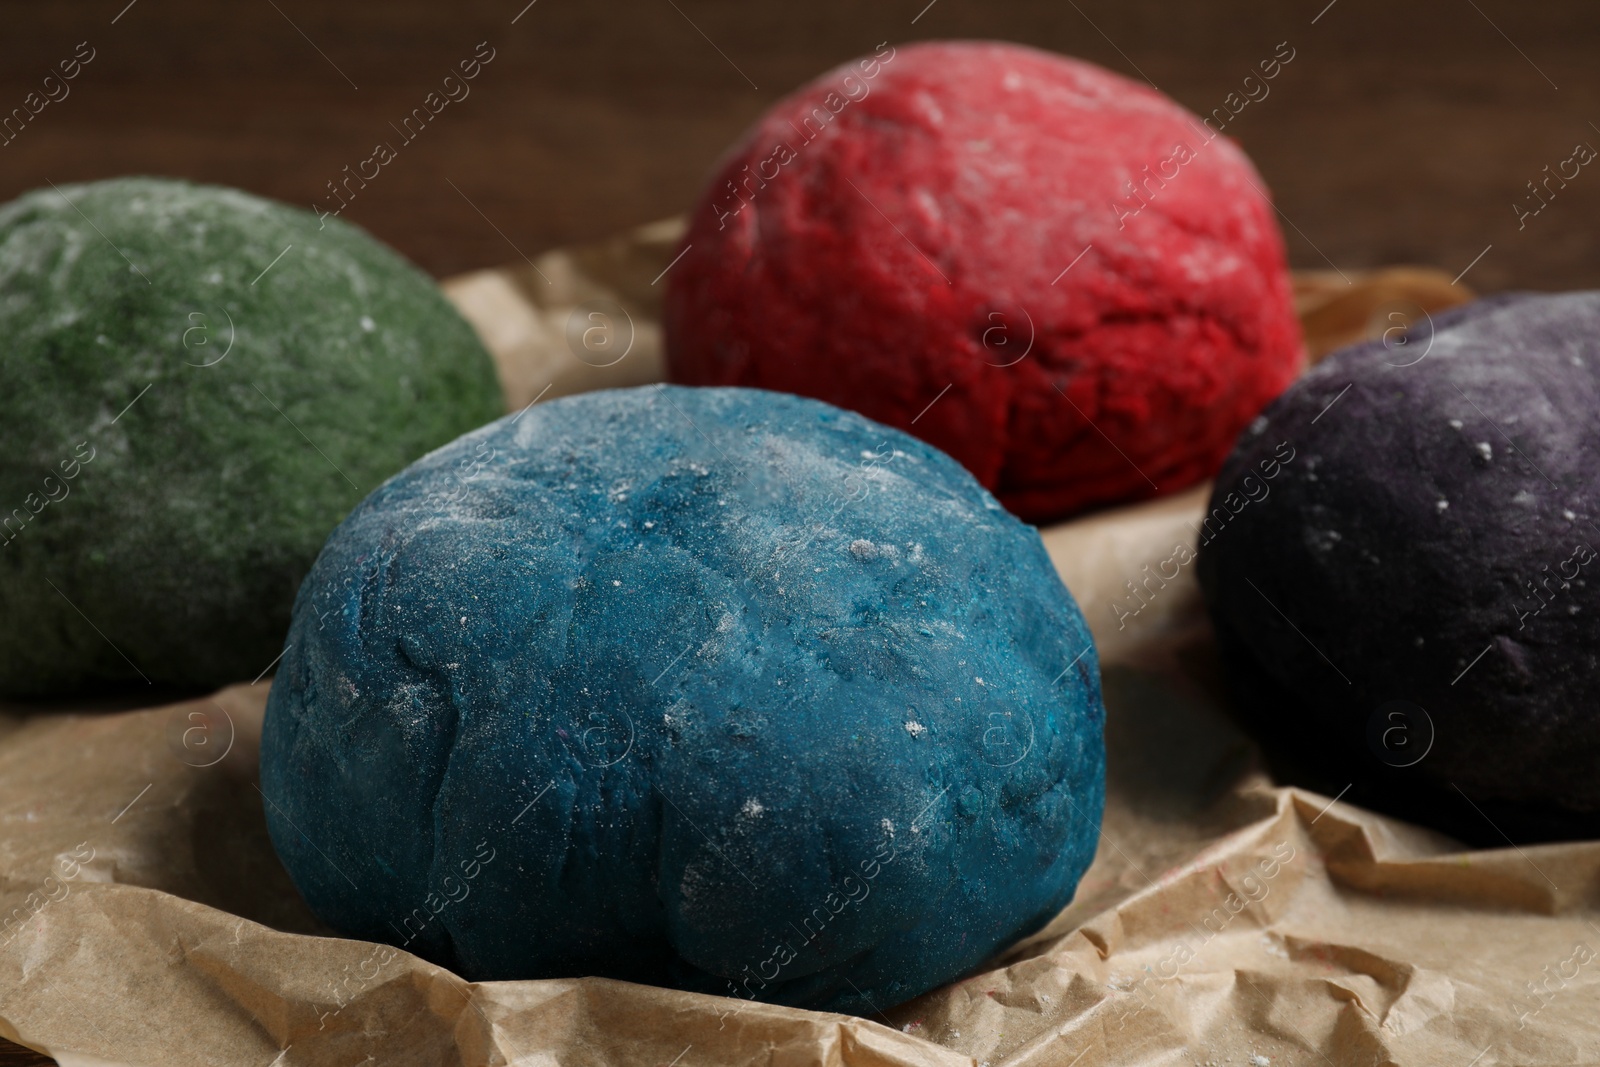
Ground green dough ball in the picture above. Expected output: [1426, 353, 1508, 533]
[0, 177, 504, 698]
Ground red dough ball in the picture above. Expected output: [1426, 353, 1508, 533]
[664, 40, 1304, 523]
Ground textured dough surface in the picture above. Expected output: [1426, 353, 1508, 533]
[665, 40, 1303, 524]
[0, 177, 503, 697]
[260, 385, 1105, 1014]
[1198, 293, 1600, 837]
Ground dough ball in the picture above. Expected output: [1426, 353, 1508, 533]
[260, 385, 1105, 1013]
[1198, 293, 1600, 841]
[0, 178, 503, 697]
[665, 40, 1302, 524]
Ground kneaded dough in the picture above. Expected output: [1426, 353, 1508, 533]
[666, 40, 1303, 524]
[0, 178, 503, 696]
[1199, 293, 1600, 841]
[261, 385, 1106, 1013]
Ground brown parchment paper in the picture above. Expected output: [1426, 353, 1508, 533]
[8, 224, 1599, 1067]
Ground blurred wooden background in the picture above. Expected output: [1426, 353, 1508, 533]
[1, 0, 1596, 291]
[0, 2, 1596, 1063]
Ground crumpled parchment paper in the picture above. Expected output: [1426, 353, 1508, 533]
[8, 222, 1595, 1067]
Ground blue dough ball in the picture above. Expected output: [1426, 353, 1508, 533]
[260, 385, 1104, 1014]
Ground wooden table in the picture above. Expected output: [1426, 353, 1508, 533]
[2, 0, 1596, 289]
[1, 2, 1596, 1064]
